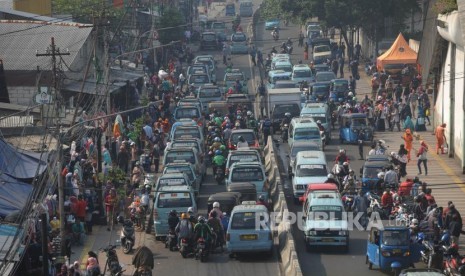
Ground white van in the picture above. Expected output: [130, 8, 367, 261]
[302, 197, 349, 251]
[288, 117, 324, 150]
[291, 151, 328, 203]
[239, 1, 253, 17]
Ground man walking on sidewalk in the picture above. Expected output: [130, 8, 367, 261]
[435, 123, 447, 154]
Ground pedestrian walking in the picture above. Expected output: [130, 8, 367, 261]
[105, 188, 117, 231]
[417, 141, 428, 175]
[435, 123, 447, 154]
[402, 129, 414, 161]
[303, 42, 309, 60]
[409, 90, 419, 118]
[331, 59, 338, 76]
[250, 46, 257, 66]
[298, 32, 304, 47]
[339, 56, 344, 78]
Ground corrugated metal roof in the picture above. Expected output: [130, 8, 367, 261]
[0, 21, 92, 71]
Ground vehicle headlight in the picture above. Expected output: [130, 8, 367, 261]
[403, 251, 410, 256]
[307, 230, 317, 236]
[381, 251, 391, 257]
[339, 230, 347, 236]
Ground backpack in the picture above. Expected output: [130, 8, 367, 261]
[178, 220, 192, 238]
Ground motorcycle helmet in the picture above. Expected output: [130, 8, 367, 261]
[117, 215, 124, 223]
[187, 207, 194, 214]
[237, 110, 242, 115]
[169, 210, 177, 217]
[220, 145, 226, 151]
[343, 162, 349, 166]
[327, 173, 335, 179]
[391, 151, 397, 157]
[285, 112, 291, 117]
[235, 122, 240, 128]
[458, 265, 465, 275]
[237, 115, 242, 120]
[283, 124, 288, 127]
[447, 243, 459, 255]
[411, 218, 419, 226]
[247, 111, 252, 116]
[258, 195, 265, 202]
[225, 123, 231, 129]
[214, 137, 221, 142]
[181, 213, 188, 219]
[441, 231, 451, 244]
[348, 92, 353, 97]
[349, 169, 354, 174]
[198, 216, 206, 223]
[215, 150, 222, 156]
[377, 172, 385, 178]
[213, 202, 220, 208]
[339, 149, 345, 154]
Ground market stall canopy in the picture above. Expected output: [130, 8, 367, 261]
[377, 33, 417, 71]
[0, 173, 32, 218]
[0, 138, 47, 180]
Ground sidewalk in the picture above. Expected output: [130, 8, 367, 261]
[353, 65, 465, 240]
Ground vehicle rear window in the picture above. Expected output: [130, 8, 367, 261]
[159, 178, 187, 186]
[231, 167, 264, 182]
[270, 75, 290, 84]
[199, 88, 221, 98]
[291, 145, 319, 157]
[301, 114, 326, 124]
[165, 151, 195, 164]
[313, 85, 329, 93]
[231, 212, 258, 229]
[157, 192, 193, 208]
[228, 154, 259, 166]
[175, 108, 200, 120]
[294, 128, 321, 139]
[293, 70, 312, 77]
[189, 75, 209, 84]
[296, 164, 327, 177]
[230, 132, 256, 144]
[203, 34, 216, 41]
[317, 73, 335, 82]
[274, 82, 297, 88]
[165, 167, 194, 180]
[309, 205, 343, 220]
[273, 105, 299, 117]
[173, 128, 201, 140]
[225, 73, 244, 82]
[171, 141, 199, 151]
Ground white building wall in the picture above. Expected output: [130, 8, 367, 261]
[453, 46, 464, 160]
[8, 86, 36, 106]
[436, 43, 451, 128]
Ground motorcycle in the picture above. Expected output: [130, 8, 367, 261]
[180, 237, 194, 258]
[281, 124, 289, 143]
[286, 43, 293, 54]
[272, 31, 279, 41]
[366, 192, 384, 219]
[215, 167, 225, 185]
[195, 237, 209, 262]
[101, 245, 123, 276]
[118, 217, 135, 254]
[342, 193, 355, 212]
[165, 229, 178, 251]
[420, 240, 444, 269]
[443, 245, 465, 275]
[320, 130, 326, 149]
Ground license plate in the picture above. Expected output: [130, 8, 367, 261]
[322, 238, 334, 242]
[198, 244, 205, 249]
[240, 234, 257, 241]
[393, 249, 401, 253]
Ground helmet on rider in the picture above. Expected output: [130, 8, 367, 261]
[411, 218, 419, 226]
[348, 92, 354, 97]
[377, 172, 385, 179]
[187, 207, 194, 214]
[247, 111, 252, 116]
[169, 210, 177, 217]
[349, 169, 354, 174]
[339, 149, 345, 154]
[215, 150, 222, 156]
[285, 112, 291, 117]
[198, 216, 206, 223]
[343, 162, 349, 166]
[225, 123, 231, 129]
[327, 173, 335, 179]
[317, 120, 321, 124]
[213, 202, 220, 208]
[220, 145, 226, 151]
[390, 152, 397, 157]
[181, 213, 188, 219]
[258, 195, 265, 202]
[237, 110, 242, 115]
[235, 122, 240, 128]
[237, 115, 242, 120]
[214, 137, 221, 142]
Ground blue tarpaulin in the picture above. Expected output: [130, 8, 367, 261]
[0, 173, 32, 218]
[0, 139, 47, 180]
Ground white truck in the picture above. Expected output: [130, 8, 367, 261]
[267, 88, 302, 133]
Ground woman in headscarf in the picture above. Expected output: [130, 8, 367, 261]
[397, 144, 408, 178]
[86, 257, 100, 276]
[402, 129, 414, 161]
[403, 116, 414, 133]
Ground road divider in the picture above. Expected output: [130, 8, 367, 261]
[263, 136, 303, 276]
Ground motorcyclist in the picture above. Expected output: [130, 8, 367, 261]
[281, 42, 287, 52]
[168, 210, 180, 233]
[335, 149, 349, 165]
[212, 150, 226, 177]
[256, 195, 270, 211]
[270, 47, 277, 55]
[132, 246, 154, 276]
[343, 170, 357, 194]
[375, 140, 387, 155]
[210, 137, 223, 152]
[375, 172, 385, 195]
[272, 27, 279, 40]
[261, 115, 272, 145]
[234, 79, 243, 94]
[324, 174, 339, 185]
[246, 111, 258, 132]
[194, 216, 213, 250]
[207, 211, 223, 250]
[210, 202, 224, 220]
[300, 80, 309, 98]
[316, 120, 325, 132]
[187, 207, 198, 224]
[281, 112, 292, 129]
[286, 37, 293, 46]
[175, 213, 194, 247]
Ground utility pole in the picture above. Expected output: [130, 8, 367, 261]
[36, 37, 70, 256]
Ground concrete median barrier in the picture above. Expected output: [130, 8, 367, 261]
[263, 136, 303, 276]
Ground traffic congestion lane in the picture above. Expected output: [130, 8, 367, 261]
[151, 2, 279, 275]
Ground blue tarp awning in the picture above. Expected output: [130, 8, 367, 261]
[0, 173, 32, 218]
[0, 139, 47, 180]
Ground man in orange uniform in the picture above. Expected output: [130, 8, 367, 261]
[402, 129, 413, 161]
[435, 123, 446, 154]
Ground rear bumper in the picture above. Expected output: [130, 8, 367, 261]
[227, 241, 273, 252]
[305, 235, 348, 246]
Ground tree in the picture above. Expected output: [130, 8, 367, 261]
[53, 0, 123, 24]
[157, 8, 185, 45]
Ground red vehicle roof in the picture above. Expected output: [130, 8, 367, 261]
[300, 183, 339, 203]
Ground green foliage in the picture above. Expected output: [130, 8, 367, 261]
[128, 116, 144, 141]
[158, 8, 185, 45]
[53, 0, 123, 24]
[98, 167, 127, 185]
[434, 0, 458, 14]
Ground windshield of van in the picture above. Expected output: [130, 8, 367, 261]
[171, 141, 199, 151]
[174, 108, 200, 120]
[290, 145, 319, 157]
[382, 230, 409, 246]
[310, 205, 343, 220]
[165, 151, 195, 164]
[231, 167, 263, 182]
[230, 132, 256, 144]
[189, 74, 209, 84]
[363, 167, 383, 179]
[231, 211, 262, 230]
[158, 178, 187, 186]
[173, 128, 201, 139]
[294, 128, 320, 139]
[352, 118, 367, 127]
[270, 75, 290, 84]
[199, 87, 221, 98]
[296, 164, 327, 177]
[157, 192, 193, 208]
[225, 73, 244, 82]
[273, 104, 299, 118]
[164, 167, 194, 180]
[303, 115, 326, 124]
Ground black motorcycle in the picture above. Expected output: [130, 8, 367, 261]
[118, 217, 135, 254]
[179, 237, 194, 258]
[101, 245, 123, 276]
[215, 167, 225, 185]
[165, 229, 178, 251]
[195, 237, 209, 262]
[281, 125, 289, 143]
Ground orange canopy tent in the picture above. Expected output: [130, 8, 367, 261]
[377, 33, 417, 71]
